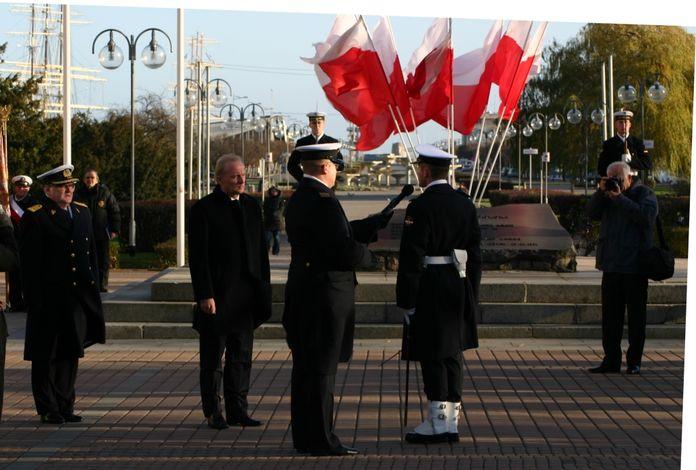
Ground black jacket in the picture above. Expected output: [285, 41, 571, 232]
[263, 191, 284, 232]
[188, 186, 271, 332]
[19, 195, 105, 361]
[75, 183, 121, 240]
[282, 177, 377, 374]
[587, 181, 658, 273]
[287, 134, 344, 182]
[598, 135, 651, 176]
[396, 183, 482, 361]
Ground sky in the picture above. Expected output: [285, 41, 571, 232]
[0, 4, 593, 152]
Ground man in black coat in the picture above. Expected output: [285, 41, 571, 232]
[283, 142, 386, 456]
[397, 144, 482, 444]
[598, 110, 651, 177]
[262, 186, 284, 255]
[7, 175, 37, 311]
[286, 111, 344, 182]
[20, 164, 105, 425]
[587, 161, 658, 375]
[75, 169, 120, 292]
[188, 154, 271, 430]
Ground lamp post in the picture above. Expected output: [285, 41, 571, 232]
[183, 78, 204, 199]
[204, 77, 232, 194]
[617, 74, 668, 139]
[565, 96, 605, 195]
[219, 102, 265, 162]
[92, 28, 172, 254]
[528, 111, 563, 203]
[260, 113, 287, 199]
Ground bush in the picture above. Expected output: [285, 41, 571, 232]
[153, 237, 186, 269]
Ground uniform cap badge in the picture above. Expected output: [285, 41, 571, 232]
[62, 168, 72, 178]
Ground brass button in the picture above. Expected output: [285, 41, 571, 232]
[85, 237, 88, 241]
[305, 262, 310, 267]
[71, 253, 75, 258]
[72, 268, 76, 272]
[72, 282, 77, 287]
[86, 251, 90, 255]
[91, 281, 95, 285]
[70, 239, 74, 244]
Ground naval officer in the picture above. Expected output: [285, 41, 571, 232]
[286, 111, 344, 182]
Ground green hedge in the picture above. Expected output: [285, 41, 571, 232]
[488, 189, 690, 257]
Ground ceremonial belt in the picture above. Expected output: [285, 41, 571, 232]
[423, 256, 453, 265]
[423, 249, 468, 278]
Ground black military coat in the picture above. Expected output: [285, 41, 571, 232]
[75, 183, 121, 240]
[396, 183, 482, 361]
[19, 196, 105, 361]
[282, 177, 376, 374]
[598, 135, 650, 176]
[262, 192, 284, 232]
[287, 134, 344, 182]
[188, 186, 271, 333]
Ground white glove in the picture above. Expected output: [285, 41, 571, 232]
[401, 308, 416, 325]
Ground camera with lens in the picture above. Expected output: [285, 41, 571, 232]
[603, 176, 622, 192]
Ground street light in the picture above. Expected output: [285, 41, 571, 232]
[617, 73, 669, 139]
[92, 27, 172, 255]
[218, 102, 265, 163]
[204, 78, 232, 194]
[565, 95, 605, 195]
[183, 78, 204, 199]
[527, 111, 563, 203]
[260, 113, 287, 197]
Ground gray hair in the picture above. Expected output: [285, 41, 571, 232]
[215, 154, 244, 177]
[606, 161, 631, 179]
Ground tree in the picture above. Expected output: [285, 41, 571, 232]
[521, 24, 694, 177]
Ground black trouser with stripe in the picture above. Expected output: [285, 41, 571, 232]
[420, 353, 463, 402]
[31, 357, 79, 416]
[601, 272, 648, 369]
[198, 327, 253, 419]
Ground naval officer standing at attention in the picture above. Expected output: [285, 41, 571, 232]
[597, 110, 651, 177]
[397, 144, 482, 444]
[20, 164, 106, 424]
[286, 111, 343, 182]
[283, 142, 388, 456]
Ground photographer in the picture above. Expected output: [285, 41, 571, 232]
[587, 161, 658, 375]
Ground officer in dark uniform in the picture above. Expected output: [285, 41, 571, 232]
[397, 144, 481, 444]
[20, 164, 106, 424]
[286, 111, 344, 181]
[7, 175, 37, 311]
[283, 143, 386, 456]
[75, 169, 120, 292]
[597, 110, 651, 177]
[188, 154, 271, 430]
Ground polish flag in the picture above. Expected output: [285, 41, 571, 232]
[302, 15, 392, 128]
[404, 18, 453, 126]
[356, 16, 414, 150]
[497, 22, 548, 120]
[432, 20, 503, 135]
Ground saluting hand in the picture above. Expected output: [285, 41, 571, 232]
[199, 298, 216, 315]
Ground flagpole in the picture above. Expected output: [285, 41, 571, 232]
[448, 17, 455, 186]
[475, 22, 548, 206]
[468, 115, 486, 192]
[471, 21, 537, 202]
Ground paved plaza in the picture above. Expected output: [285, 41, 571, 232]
[0, 337, 683, 469]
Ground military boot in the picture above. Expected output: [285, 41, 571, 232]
[405, 401, 449, 444]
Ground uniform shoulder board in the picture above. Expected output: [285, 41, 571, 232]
[73, 201, 88, 208]
[28, 204, 43, 212]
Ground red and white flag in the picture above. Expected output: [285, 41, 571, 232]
[433, 20, 503, 135]
[302, 15, 392, 129]
[404, 18, 453, 126]
[356, 16, 414, 150]
[497, 22, 547, 120]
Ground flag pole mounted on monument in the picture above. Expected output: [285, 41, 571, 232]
[475, 22, 548, 207]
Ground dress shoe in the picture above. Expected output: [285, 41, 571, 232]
[588, 364, 620, 374]
[40, 412, 65, 424]
[310, 445, 360, 456]
[626, 365, 641, 375]
[61, 412, 83, 423]
[206, 413, 229, 430]
[405, 431, 450, 444]
[227, 415, 262, 427]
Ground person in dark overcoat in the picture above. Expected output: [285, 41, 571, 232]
[283, 142, 387, 456]
[397, 144, 481, 444]
[74, 169, 120, 292]
[7, 175, 37, 311]
[262, 186, 284, 255]
[20, 164, 105, 425]
[286, 111, 344, 182]
[598, 110, 651, 177]
[188, 154, 271, 430]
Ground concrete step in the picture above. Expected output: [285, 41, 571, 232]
[103, 300, 686, 325]
[105, 322, 685, 340]
[149, 277, 687, 304]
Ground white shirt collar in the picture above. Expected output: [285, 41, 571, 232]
[312, 133, 324, 142]
[303, 174, 331, 189]
[229, 194, 240, 201]
[425, 179, 448, 190]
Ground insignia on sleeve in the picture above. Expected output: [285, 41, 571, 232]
[28, 204, 42, 212]
[74, 201, 87, 208]
[98, 200, 106, 208]
[404, 215, 414, 226]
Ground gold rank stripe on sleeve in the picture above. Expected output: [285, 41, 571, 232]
[28, 204, 43, 212]
[74, 201, 88, 208]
